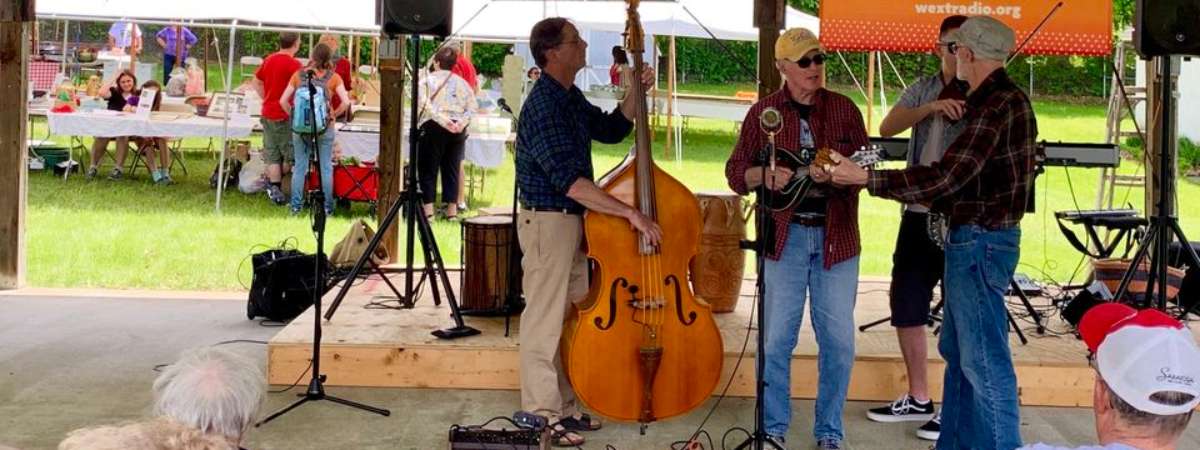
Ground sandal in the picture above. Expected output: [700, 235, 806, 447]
[549, 422, 585, 447]
[559, 413, 602, 431]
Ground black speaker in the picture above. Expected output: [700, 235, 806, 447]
[379, 0, 453, 37]
[1135, 0, 1200, 57]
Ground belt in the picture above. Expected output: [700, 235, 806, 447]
[522, 206, 583, 215]
[790, 214, 825, 227]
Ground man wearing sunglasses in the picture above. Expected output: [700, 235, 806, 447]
[865, 15, 969, 442]
[821, 16, 1037, 450]
[725, 27, 868, 450]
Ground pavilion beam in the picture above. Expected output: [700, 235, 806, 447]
[377, 37, 404, 261]
[754, 0, 784, 98]
[0, 0, 34, 289]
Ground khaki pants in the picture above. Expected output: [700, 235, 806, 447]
[517, 210, 589, 420]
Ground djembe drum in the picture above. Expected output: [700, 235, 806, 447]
[460, 215, 522, 315]
[691, 191, 747, 313]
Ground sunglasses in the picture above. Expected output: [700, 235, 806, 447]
[795, 53, 825, 69]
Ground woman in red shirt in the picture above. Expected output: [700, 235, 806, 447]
[609, 46, 629, 86]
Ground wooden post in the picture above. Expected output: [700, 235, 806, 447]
[755, 0, 783, 98]
[665, 35, 675, 159]
[0, 0, 34, 289]
[866, 51, 876, 133]
[377, 37, 405, 261]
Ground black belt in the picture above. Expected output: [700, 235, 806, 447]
[791, 214, 825, 227]
[522, 206, 583, 215]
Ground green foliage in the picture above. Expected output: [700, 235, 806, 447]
[471, 43, 512, 78]
[1181, 138, 1200, 174]
[788, 0, 819, 15]
[662, 37, 759, 84]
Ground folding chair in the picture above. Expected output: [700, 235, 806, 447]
[239, 56, 263, 79]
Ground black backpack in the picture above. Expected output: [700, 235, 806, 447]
[247, 249, 330, 321]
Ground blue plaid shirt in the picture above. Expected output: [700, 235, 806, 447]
[516, 75, 633, 213]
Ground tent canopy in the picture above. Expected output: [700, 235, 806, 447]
[37, 0, 819, 42]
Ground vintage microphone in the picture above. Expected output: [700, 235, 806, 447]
[760, 107, 781, 171]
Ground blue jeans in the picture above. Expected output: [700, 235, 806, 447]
[763, 224, 859, 441]
[937, 225, 1022, 450]
[291, 129, 335, 211]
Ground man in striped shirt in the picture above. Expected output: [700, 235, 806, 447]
[824, 16, 1038, 450]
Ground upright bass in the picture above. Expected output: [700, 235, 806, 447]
[565, 0, 724, 425]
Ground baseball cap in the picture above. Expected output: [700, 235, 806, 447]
[1078, 303, 1200, 415]
[775, 27, 822, 62]
[945, 16, 1015, 61]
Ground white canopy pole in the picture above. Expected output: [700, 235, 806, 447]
[215, 20, 238, 213]
[60, 20, 68, 75]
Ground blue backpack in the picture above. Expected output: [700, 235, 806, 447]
[291, 70, 333, 135]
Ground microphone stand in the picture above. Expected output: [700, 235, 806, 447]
[258, 69, 390, 426]
[734, 123, 783, 450]
[498, 98, 523, 337]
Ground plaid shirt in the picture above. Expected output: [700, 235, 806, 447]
[725, 88, 868, 267]
[868, 69, 1039, 229]
[516, 75, 633, 213]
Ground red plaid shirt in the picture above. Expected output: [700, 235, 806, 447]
[725, 88, 867, 267]
[868, 69, 1038, 229]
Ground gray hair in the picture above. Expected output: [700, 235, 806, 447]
[58, 418, 234, 450]
[152, 346, 265, 441]
[1100, 378, 1194, 440]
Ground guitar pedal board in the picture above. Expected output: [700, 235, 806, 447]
[448, 424, 547, 450]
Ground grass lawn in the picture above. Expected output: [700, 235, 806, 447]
[23, 94, 1195, 291]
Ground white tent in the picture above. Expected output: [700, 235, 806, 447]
[35, 0, 819, 208]
[452, 0, 818, 43]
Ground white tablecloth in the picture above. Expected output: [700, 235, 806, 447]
[47, 110, 256, 138]
[334, 121, 512, 169]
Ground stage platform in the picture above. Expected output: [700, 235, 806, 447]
[267, 272, 1199, 408]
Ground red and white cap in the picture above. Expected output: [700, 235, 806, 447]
[1078, 303, 1200, 415]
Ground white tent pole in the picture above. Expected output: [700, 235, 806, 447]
[60, 20, 68, 75]
[215, 20, 238, 213]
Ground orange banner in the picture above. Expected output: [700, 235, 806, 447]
[819, 1, 1111, 56]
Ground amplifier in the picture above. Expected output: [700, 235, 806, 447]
[448, 424, 547, 450]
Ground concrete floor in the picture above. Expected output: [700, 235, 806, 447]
[1, 293, 1198, 450]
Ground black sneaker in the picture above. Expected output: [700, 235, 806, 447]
[85, 167, 98, 180]
[266, 185, 287, 205]
[866, 394, 935, 423]
[916, 410, 940, 441]
[815, 438, 841, 450]
[107, 168, 123, 180]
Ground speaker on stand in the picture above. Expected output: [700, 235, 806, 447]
[379, 0, 453, 37]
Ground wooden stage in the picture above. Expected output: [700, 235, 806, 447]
[267, 272, 1200, 408]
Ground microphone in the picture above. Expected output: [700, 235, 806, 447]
[497, 98, 514, 115]
[759, 107, 782, 132]
[759, 107, 782, 171]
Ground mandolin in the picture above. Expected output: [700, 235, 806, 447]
[757, 146, 885, 212]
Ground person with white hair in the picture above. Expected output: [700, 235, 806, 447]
[58, 346, 265, 450]
[152, 345, 266, 448]
[1020, 303, 1199, 450]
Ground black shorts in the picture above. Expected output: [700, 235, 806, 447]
[889, 211, 945, 327]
